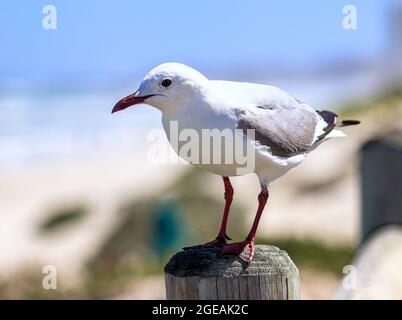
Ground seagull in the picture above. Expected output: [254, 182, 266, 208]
[112, 62, 360, 262]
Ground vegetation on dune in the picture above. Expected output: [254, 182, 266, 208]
[38, 205, 88, 234]
[257, 238, 355, 276]
[339, 85, 402, 117]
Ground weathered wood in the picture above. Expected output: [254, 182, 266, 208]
[360, 134, 402, 244]
[164, 245, 299, 300]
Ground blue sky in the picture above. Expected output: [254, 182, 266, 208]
[0, 0, 396, 80]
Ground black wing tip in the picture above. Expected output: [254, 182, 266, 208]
[317, 110, 338, 124]
[341, 119, 361, 126]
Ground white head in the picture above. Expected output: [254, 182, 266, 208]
[112, 63, 208, 115]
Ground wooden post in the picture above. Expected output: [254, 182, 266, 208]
[164, 245, 299, 300]
[360, 134, 402, 244]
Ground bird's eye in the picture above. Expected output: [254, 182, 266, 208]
[161, 78, 172, 88]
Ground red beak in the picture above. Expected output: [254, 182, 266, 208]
[112, 92, 155, 113]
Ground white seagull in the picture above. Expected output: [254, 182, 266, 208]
[112, 62, 359, 262]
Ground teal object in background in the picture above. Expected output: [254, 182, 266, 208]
[150, 199, 191, 258]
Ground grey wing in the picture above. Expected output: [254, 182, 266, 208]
[236, 104, 318, 157]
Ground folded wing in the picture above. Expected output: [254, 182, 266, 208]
[236, 103, 318, 157]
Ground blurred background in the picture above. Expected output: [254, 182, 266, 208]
[1, 0, 402, 299]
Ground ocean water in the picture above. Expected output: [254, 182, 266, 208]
[0, 89, 162, 171]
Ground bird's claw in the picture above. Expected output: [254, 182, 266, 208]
[218, 240, 255, 263]
[183, 234, 231, 250]
[182, 244, 204, 250]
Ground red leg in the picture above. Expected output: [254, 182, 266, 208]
[183, 177, 233, 249]
[219, 188, 269, 262]
[203, 176, 233, 246]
